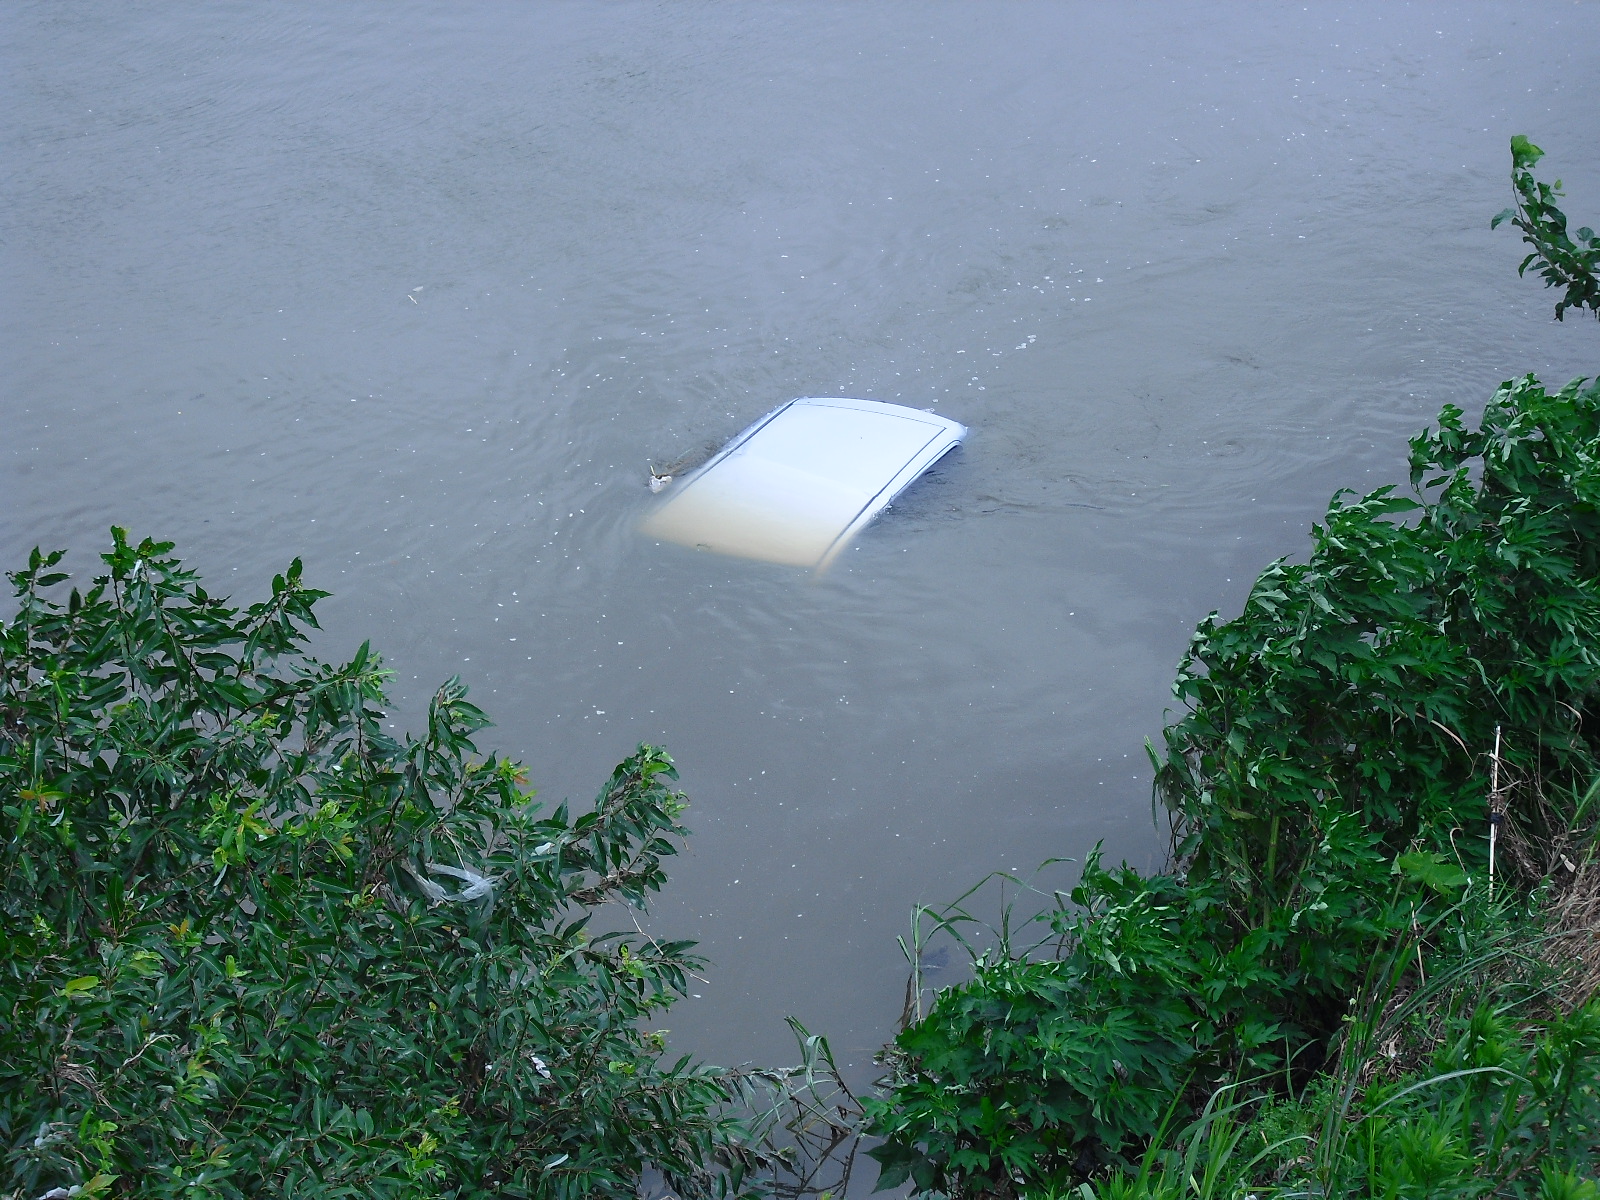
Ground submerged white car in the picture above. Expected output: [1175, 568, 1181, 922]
[641, 397, 966, 570]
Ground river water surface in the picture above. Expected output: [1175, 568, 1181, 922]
[5, 3, 1598, 1075]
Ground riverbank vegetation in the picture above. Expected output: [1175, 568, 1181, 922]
[0, 533, 742, 1197]
[1495, 135, 1600, 322]
[865, 138, 1600, 1197]
[866, 372, 1600, 1198]
[3, 139, 1596, 1199]
[0, 532, 875, 1199]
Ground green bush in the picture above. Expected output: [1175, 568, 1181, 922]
[1155, 370, 1600, 1019]
[1331, 997, 1600, 1198]
[0, 532, 761, 1198]
[867, 371, 1600, 1196]
[866, 137, 1600, 1196]
[1079, 994, 1600, 1200]
[1494, 135, 1600, 322]
[1078, 884, 1600, 1199]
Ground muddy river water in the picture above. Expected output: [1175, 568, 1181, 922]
[5, 3, 1597, 1075]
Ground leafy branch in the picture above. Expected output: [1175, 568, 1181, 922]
[0, 533, 787, 1199]
[1493, 135, 1600, 321]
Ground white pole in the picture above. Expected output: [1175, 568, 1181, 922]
[1489, 724, 1503, 896]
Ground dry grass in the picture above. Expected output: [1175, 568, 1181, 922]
[1541, 851, 1600, 1012]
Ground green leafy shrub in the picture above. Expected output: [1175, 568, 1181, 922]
[1155, 369, 1600, 1006]
[0, 531, 762, 1198]
[865, 863, 1208, 1193]
[868, 132, 1600, 1197]
[1327, 997, 1600, 1198]
[1077, 882, 1600, 1200]
[1077, 994, 1600, 1200]
[1494, 135, 1600, 321]
[867, 370, 1600, 1194]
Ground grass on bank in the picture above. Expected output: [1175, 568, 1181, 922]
[1077, 810, 1600, 1200]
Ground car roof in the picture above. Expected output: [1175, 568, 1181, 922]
[641, 397, 966, 569]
